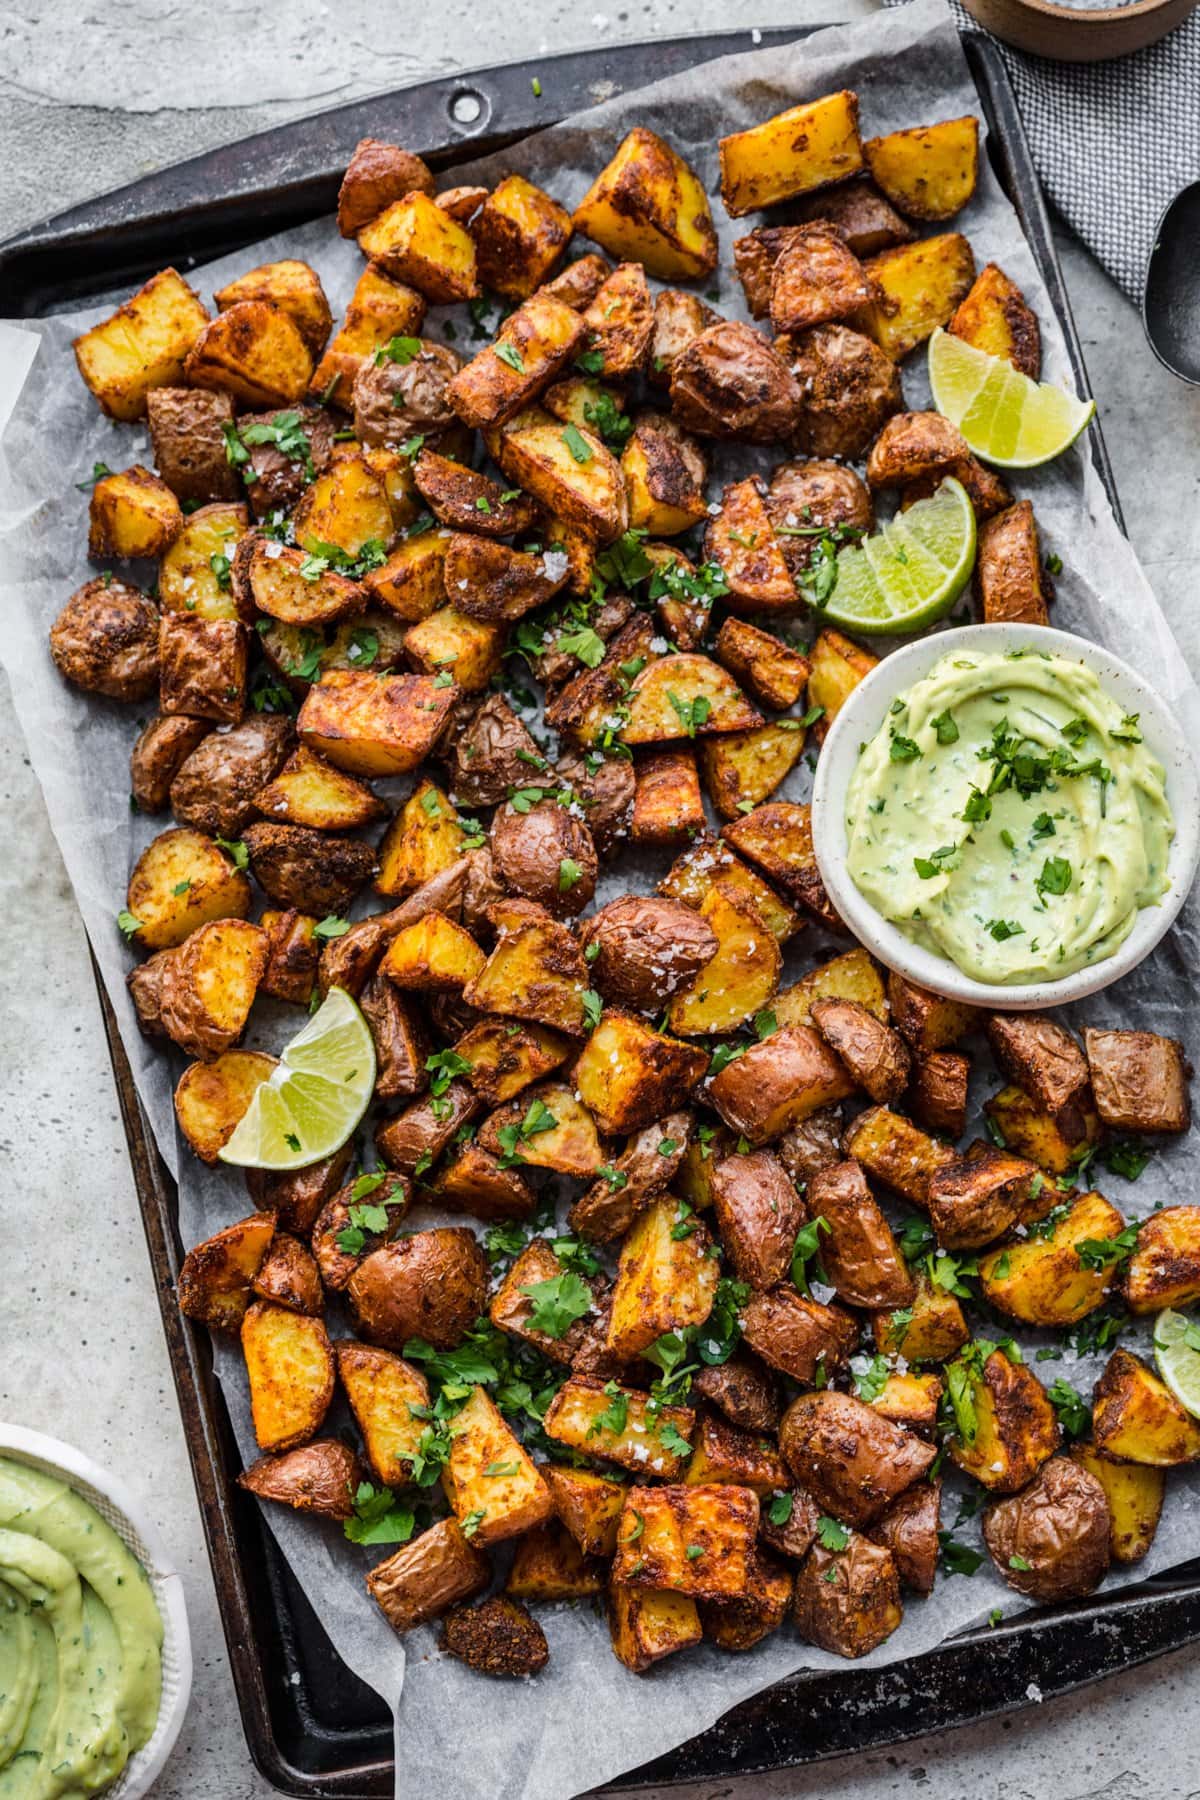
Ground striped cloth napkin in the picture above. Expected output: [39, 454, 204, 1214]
[886, 0, 1200, 302]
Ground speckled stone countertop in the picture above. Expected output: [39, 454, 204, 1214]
[2, 3, 1199, 1793]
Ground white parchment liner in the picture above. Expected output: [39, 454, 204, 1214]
[2, 4, 1197, 1795]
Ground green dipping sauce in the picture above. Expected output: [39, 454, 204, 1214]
[845, 647, 1174, 985]
[0, 1458, 162, 1799]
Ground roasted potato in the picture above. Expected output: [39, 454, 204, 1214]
[769, 230, 877, 335]
[984, 1083, 1098, 1177]
[694, 1356, 781, 1436]
[492, 408, 627, 542]
[158, 917, 267, 1060]
[348, 1227, 489, 1351]
[257, 909, 320, 1007]
[719, 90, 864, 216]
[1093, 1349, 1200, 1466]
[888, 971, 977, 1053]
[810, 1160, 914, 1310]
[858, 234, 976, 361]
[313, 263, 428, 409]
[411, 450, 535, 538]
[925, 1144, 1038, 1251]
[667, 882, 782, 1037]
[612, 1484, 758, 1599]
[242, 821, 374, 914]
[571, 1007, 709, 1134]
[863, 117, 979, 222]
[543, 1466, 628, 1557]
[542, 1376, 695, 1479]
[797, 178, 916, 256]
[488, 1238, 597, 1364]
[442, 1593, 554, 1672]
[974, 500, 1052, 625]
[175, 1049, 276, 1162]
[88, 464, 182, 560]
[166, 715, 293, 838]
[310, 1171, 410, 1293]
[947, 1346, 1061, 1492]
[715, 619, 810, 714]
[709, 1025, 856, 1146]
[739, 1287, 858, 1385]
[472, 174, 573, 297]
[579, 262, 655, 380]
[443, 535, 568, 625]
[185, 300, 314, 407]
[781, 1391, 935, 1526]
[909, 1049, 971, 1138]
[987, 1014, 1091, 1138]
[252, 1232, 324, 1317]
[685, 1413, 786, 1496]
[776, 1107, 845, 1186]
[463, 899, 590, 1036]
[50, 578, 160, 702]
[177, 1211, 275, 1332]
[628, 747, 705, 847]
[1083, 1027, 1191, 1133]
[868, 1478, 941, 1595]
[872, 1271, 969, 1364]
[648, 289, 720, 386]
[979, 1189, 1127, 1325]
[337, 137, 435, 237]
[73, 267, 210, 420]
[867, 412, 1011, 520]
[721, 803, 838, 930]
[367, 1518, 490, 1635]
[569, 1112, 691, 1243]
[489, 797, 597, 919]
[793, 1530, 902, 1659]
[622, 412, 708, 536]
[158, 612, 247, 723]
[780, 324, 903, 461]
[126, 827, 251, 950]
[352, 340, 461, 452]
[842, 1104, 956, 1205]
[810, 997, 911, 1102]
[298, 669, 458, 777]
[711, 1153, 806, 1291]
[669, 321, 803, 445]
[699, 1549, 793, 1652]
[215, 260, 332, 358]
[478, 1080, 604, 1178]
[241, 1299, 335, 1453]
[358, 192, 479, 303]
[442, 1385, 554, 1546]
[239, 1440, 362, 1519]
[255, 744, 385, 834]
[706, 476, 795, 612]
[606, 1197, 719, 1358]
[157, 501, 251, 625]
[379, 911, 486, 992]
[774, 949, 887, 1032]
[1124, 1206, 1200, 1313]
[447, 298, 586, 431]
[949, 261, 1040, 377]
[983, 1455, 1110, 1602]
[572, 126, 718, 280]
[608, 1583, 701, 1673]
[130, 715, 213, 813]
[1069, 1443, 1164, 1564]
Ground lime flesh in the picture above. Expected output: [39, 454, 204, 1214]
[928, 328, 1096, 469]
[219, 987, 376, 1170]
[819, 477, 976, 635]
[1153, 1309, 1200, 1419]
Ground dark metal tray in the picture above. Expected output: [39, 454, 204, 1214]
[6, 24, 1184, 1796]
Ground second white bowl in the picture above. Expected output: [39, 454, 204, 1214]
[810, 622, 1200, 1011]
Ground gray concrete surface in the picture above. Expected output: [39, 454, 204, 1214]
[2, 2, 1199, 1795]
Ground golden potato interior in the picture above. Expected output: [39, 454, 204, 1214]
[127, 827, 252, 950]
[73, 267, 210, 420]
[606, 1197, 719, 1357]
[863, 117, 979, 222]
[174, 1050, 278, 1163]
[720, 91, 864, 216]
[667, 881, 782, 1036]
[241, 1299, 335, 1453]
[158, 502, 249, 621]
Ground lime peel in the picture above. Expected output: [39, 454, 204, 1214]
[818, 477, 976, 636]
[1153, 1308, 1200, 1419]
[928, 328, 1096, 470]
[219, 987, 376, 1170]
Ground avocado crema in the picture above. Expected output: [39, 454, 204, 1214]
[0, 1458, 162, 1799]
[845, 647, 1174, 985]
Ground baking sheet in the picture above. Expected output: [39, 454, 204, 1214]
[1, 3, 1198, 1796]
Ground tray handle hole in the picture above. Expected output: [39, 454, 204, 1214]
[448, 87, 489, 131]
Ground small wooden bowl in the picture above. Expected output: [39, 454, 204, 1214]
[961, 0, 1195, 61]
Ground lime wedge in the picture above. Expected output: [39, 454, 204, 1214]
[219, 987, 376, 1170]
[1153, 1309, 1200, 1418]
[928, 328, 1096, 469]
[818, 477, 976, 635]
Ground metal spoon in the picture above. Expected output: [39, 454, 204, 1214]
[1143, 180, 1200, 384]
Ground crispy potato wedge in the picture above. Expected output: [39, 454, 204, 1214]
[488, 1238, 597, 1364]
[630, 747, 705, 847]
[254, 744, 384, 832]
[463, 900, 590, 1035]
[909, 1049, 971, 1138]
[769, 230, 877, 335]
[620, 654, 762, 745]
[359, 975, 429, 1101]
[158, 612, 247, 723]
[478, 1080, 604, 1178]
[612, 1484, 758, 1599]
[842, 1104, 956, 1205]
[739, 1287, 858, 1384]
[292, 454, 394, 559]
[573, 126, 718, 280]
[336, 138, 435, 236]
[238, 1440, 361, 1519]
[810, 997, 911, 1103]
[543, 1376, 695, 1478]
[721, 803, 838, 931]
[177, 1211, 276, 1332]
[443, 535, 568, 624]
[73, 267, 210, 420]
[948, 262, 1040, 378]
[158, 501, 250, 622]
[249, 541, 364, 627]
[699, 723, 807, 823]
[869, 1372, 941, 1438]
[540, 252, 612, 309]
[379, 911, 486, 992]
[811, 1160, 915, 1310]
[719, 90, 864, 216]
[447, 296, 586, 430]
[606, 1197, 719, 1358]
[580, 262, 655, 379]
[572, 1008, 709, 1134]
[1069, 1443, 1164, 1564]
[715, 619, 810, 713]
[367, 1518, 490, 1635]
[806, 627, 880, 738]
[310, 262, 427, 408]
[358, 193, 479, 302]
[127, 827, 252, 950]
[442, 1386, 554, 1546]
[872, 1271, 969, 1363]
[244, 1144, 353, 1236]
[185, 300, 314, 406]
[492, 409, 627, 541]
[948, 1347, 1061, 1491]
[251, 1232, 323, 1316]
[297, 669, 457, 777]
[666, 881, 781, 1037]
[622, 412, 708, 536]
[241, 1299, 335, 1453]
[363, 529, 451, 622]
[88, 465, 182, 560]
[1093, 1349, 1200, 1466]
[685, 1413, 787, 1495]
[701, 1549, 794, 1651]
[711, 1152, 805, 1292]
[130, 716, 212, 816]
[506, 1523, 605, 1603]
[978, 1190, 1126, 1325]
[159, 917, 268, 1060]
[709, 1025, 856, 1145]
[863, 117, 979, 222]
[175, 1049, 277, 1163]
[793, 1530, 902, 1659]
[774, 949, 887, 1032]
[474, 174, 573, 298]
[706, 477, 795, 612]
[375, 779, 469, 897]
[887, 971, 978, 1053]
[452, 1018, 570, 1107]
[781, 1390, 935, 1526]
[216, 260, 332, 357]
[975, 500, 1052, 625]
[608, 1583, 701, 1672]
[1125, 1207, 1200, 1314]
[987, 1014, 1091, 1138]
[857, 234, 976, 361]
[258, 909, 320, 1006]
[544, 1466, 627, 1556]
[412, 451, 535, 537]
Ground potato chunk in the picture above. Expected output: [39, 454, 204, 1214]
[367, 1518, 489, 1635]
[711, 1152, 805, 1291]
[158, 501, 250, 622]
[50, 578, 160, 703]
[542, 1376, 695, 1478]
[983, 1455, 1110, 1603]
[478, 1081, 603, 1178]
[73, 267, 210, 419]
[1093, 1349, 1200, 1466]
[781, 1391, 935, 1527]
[719, 90, 864, 216]
[297, 669, 457, 776]
[241, 1299, 335, 1453]
[806, 626, 879, 738]
[573, 126, 717, 279]
[608, 1584, 701, 1673]
[442, 1386, 554, 1546]
[769, 230, 877, 334]
[158, 613, 247, 723]
[947, 1347, 1061, 1492]
[715, 619, 810, 713]
[622, 412, 708, 536]
[336, 138, 435, 237]
[887, 970, 978, 1052]
[872, 1271, 968, 1364]
[127, 827, 251, 950]
[447, 296, 586, 430]
[311, 262, 427, 408]
[620, 654, 762, 745]
[774, 949, 887, 1031]
[667, 882, 781, 1037]
[185, 300, 314, 406]
[1070, 1442, 1164, 1564]
[177, 1212, 275, 1332]
[1124, 1206, 1200, 1314]
[215, 260, 332, 357]
[979, 1190, 1127, 1326]
[793, 1531, 902, 1659]
[492, 409, 627, 542]
[863, 117, 979, 222]
[706, 476, 795, 612]
[1083, 1027, 1191, 1133]
[949, 262, 1040, 377]
[987, 1013, 1091, 1137]
[612, 1484, 758, 1599]
[858, 234, 976, 360]
[88, 465, 182, 559]
[174, 1049, 277, 1163]
[630, 747, 705, 847]
[544, 1467, 627, 1556]
[975, 500, 1052, 625]
[709, 1025, 855, 1145]
[721, 803, 838, 930]
[379, 911, 486, 992]
[842, 1104, 955, 1205]
[739, 1287, 858, 1384]
[925, 1143, 1038, 1250]
[811, 997, 911, 1103]
[810, 1159, 914, 1310]
[159, 917, 267, 1060]
[606, 1197, 719, 1358]
[358, 193, 479, 302]
[472, 174, 573, 297]
[463, 900, 590, 1036]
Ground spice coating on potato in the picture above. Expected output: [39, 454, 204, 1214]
[490, 798, 597, 918]
[168, 715, 295, 838]
[337, 138, 436, 238]
[711, 1153, 806, 1292]
[868, 1477, 941, 1595]
[1083, 1027, 1191, 1134]
[670, 322, 803, 444]
[147, 386, 240, 503]
[239, 1439, 361, 1518]
[810, 1160, 915, 1310]
[131, 714, 213, 813]
[793, 1531, 902, 1659]
[781, 1391, 936, 1527]
[781, 325, 903, 462]
[367, 1518, 490, 1635]
[177, 1212, 275, 1332]
[441, 1596, 549, 1677]
[51, 578, 160, 702]
[739, 1288, 858, 1385]
[348, 1227, 489, 1350]
[983, 1455, 1110, 1602]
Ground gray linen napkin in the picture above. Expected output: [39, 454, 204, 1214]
[886, 0, 1200, 301]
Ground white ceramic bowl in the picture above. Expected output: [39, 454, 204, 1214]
[811, 622, 1200, 1010]
[0, 1424, 192, 1800]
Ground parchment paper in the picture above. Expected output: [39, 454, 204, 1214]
[2, 4, 1198, 1795]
